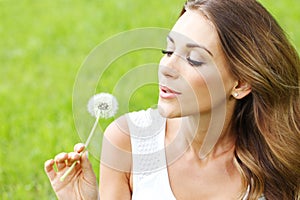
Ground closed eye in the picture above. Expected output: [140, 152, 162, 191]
[161, 49, 173, 57]
[187, 57, 204, 67]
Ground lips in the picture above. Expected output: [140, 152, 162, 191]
[159, 85, 181, 99]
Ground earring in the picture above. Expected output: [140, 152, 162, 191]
[233, 92, 239, 97]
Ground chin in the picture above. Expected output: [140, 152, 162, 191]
[158, 96, 204, 118]
[157, 99, 181, 118]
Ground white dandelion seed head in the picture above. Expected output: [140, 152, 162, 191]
[87, 93, 118, 119]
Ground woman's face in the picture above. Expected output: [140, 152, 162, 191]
[158, 9, 236, 118]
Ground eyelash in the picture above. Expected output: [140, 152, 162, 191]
[161, 49, 173, 57]
[161, 50, 204, 67]
[187, 57, 204, 67]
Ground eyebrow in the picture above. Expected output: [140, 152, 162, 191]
[186, 43, 213, 57]
[167, 35, 174, 43]
[167, 35, 213, 57]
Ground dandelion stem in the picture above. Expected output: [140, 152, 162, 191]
[60, 115, 100, 182]
[85, 115, 100, 147]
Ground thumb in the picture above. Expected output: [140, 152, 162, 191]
[80, 151, 97, 179]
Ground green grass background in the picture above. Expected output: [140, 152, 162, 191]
[0, 0, 299, 199]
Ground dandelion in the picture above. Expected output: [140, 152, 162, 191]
[87, 93, 118, 119]
[60, 93, 118, 181]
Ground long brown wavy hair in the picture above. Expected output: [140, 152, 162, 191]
[182, 0, 300, 199]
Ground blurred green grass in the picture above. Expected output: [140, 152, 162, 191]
[0, 0, 298, 199]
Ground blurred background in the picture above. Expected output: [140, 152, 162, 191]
[0, 0, 299, 199]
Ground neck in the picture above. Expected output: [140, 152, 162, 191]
[166, 103, 236, 161]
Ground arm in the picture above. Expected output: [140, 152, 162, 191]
[99, 116, 133, 200]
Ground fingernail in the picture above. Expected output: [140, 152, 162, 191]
[86, 151, 89, 158]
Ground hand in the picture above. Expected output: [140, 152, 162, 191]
[44, 143, 99, 200]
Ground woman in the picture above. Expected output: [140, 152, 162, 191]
[44, 0, 300, 199]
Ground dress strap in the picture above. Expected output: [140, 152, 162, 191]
[126, 108, 166, 175]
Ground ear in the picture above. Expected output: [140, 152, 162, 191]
[231, 81, 252, 99]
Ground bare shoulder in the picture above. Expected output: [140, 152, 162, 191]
[100, 115, 133, 200]
[101, 115, 132, 172]
[103, 115, 131, 152]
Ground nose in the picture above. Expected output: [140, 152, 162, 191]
[159, 54, 181, 79]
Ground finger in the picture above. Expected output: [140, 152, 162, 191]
[44, 159, 56, 181]
[66, 152, 81, 167]
[54, 152, 68, 171]
[56, 161, 67, 171]
[54, 152, 68, 162]
[74, 143, 85, 153]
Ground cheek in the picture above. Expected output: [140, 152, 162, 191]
[191, 73, 211, 110]
[187, 72, 208, 99]
[177, 72, 212, 114]
[184, 68, 229, 112]
[202, 68, 233, 108]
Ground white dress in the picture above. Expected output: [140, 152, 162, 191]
[126, 108, 265, 200]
